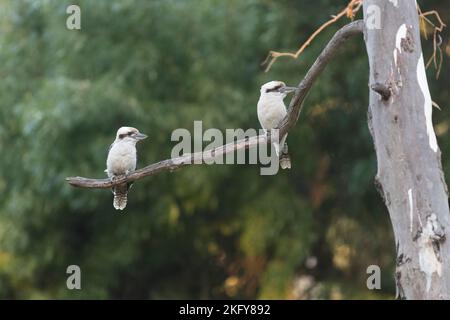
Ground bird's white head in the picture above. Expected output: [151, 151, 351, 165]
[115, 126, 148, 144]
[260, 81, 297, 99]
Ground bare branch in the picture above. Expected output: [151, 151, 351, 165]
[66, 20, 364, 189]
[418, 6, 447, 78]
[261, 0, 363, 72]
[67, 135, 269, 189]
[278, 20, 364, 138]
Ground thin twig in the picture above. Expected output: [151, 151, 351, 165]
[263, 1, 446, 76]
[262, 0, 362, 72]
[418, 7, 446, 78]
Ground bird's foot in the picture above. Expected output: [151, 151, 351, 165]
[110, 171, 131, 183]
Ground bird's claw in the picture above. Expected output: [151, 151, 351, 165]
[110, 173, 129, 183]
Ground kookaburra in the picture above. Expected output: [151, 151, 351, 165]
[257, 81, 296, 169]
[106, 127, 147, 210]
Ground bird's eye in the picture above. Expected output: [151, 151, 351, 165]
[266, 85, 282, 93]
[128, 132, 134, 136]
[119, 134, 125, 139]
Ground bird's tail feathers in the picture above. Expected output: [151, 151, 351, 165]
[280, 153, 291, 170]
[112, 184, 128, 211]
[280, 143, 291, 170]
[113, 193, 127, 210]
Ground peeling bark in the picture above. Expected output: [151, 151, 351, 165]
[363, 0, 450, 299]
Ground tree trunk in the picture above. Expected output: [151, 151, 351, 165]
[363, 0, 450, 299]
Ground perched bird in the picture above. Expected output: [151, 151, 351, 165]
[257, 81, 296, 169]
[105, 127, 147, 210]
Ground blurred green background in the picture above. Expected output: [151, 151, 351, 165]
[0, 0, 449, 299]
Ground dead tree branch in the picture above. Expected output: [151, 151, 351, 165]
[66, 20, 364, 189]
[262, 0, 363, 72]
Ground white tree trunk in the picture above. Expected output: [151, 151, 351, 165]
[363, 0, 450, 299]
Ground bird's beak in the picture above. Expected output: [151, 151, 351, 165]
[134, 132, 148, 140]
[279, 86, 297, 94]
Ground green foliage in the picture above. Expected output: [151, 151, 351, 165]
[0, 0, 448, 299]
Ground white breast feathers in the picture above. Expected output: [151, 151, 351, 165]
[106, 140, 137, 178]
[257, 96, 287, 130]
